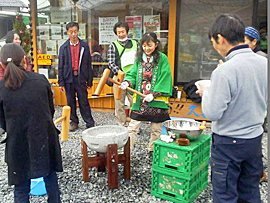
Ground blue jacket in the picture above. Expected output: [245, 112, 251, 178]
[58, 39, 93, 87]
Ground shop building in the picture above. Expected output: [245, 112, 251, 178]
[29, 0, 267, 119]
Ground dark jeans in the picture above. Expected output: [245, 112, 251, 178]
[14, 172, 61, 203]
[65, 75, 95, 127]
[210, 133, 262, 203]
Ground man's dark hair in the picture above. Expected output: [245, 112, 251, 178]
[209, 14, 245, 45]
[113, 21, 129, 35]
[66, 22, 79, 31]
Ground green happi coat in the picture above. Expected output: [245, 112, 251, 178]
[125, 52, 172, 111]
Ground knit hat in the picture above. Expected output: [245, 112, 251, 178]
[245, 26, 260, 41]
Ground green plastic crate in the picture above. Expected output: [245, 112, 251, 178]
[151, 164, 209, 203]
[152, 134, 211, 177]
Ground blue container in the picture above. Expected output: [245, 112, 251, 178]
[161, 117, 195, 135]
[30, 177, 47, 196]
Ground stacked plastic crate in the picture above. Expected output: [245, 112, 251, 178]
[151, 134, 211, 203]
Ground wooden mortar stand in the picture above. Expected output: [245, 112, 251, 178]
[81, 137, 131, 189]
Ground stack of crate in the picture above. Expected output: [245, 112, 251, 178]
[151, 134, 211, 203]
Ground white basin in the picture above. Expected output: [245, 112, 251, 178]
[82, 125, 129, 153]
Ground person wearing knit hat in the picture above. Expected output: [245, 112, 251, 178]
[245, 26, 268, 183]
[245, 26, 267, 57]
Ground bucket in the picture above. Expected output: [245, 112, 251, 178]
[30, 177, 47, 196]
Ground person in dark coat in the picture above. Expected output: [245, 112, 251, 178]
[0, 43, 63, 203]
[58, 22, 95, 131]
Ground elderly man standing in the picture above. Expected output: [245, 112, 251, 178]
[58, 22, 95, 131]
[108, 21, 138, 126]
[196, 14, 267, 203]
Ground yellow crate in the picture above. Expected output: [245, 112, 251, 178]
[91, 79, 113, 96]
[52, 81, 115, 109]
[52, 86, 67, 106]
[103, 96, 115, 109]
[89, 96, 115, 109]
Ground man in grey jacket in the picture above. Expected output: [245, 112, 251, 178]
[196, 14, 267, 203]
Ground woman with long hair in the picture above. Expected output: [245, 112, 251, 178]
[0, 43, 62, 203]
[0, 30, 32, 79]
[120, 32, 172, 153]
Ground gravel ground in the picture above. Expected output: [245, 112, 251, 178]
[0, 106, 268, 202]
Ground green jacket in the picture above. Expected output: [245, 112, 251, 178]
[125, 52, 172, 110]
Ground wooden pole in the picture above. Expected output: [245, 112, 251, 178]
[115, 70, 125, 100]
[81, 140, 90, 182]
[124, 137, 131, 179]
[30, 0, 38, 72]
[61, 106, 70, 141]
[167, 0, 177, 81]
[107, 144, 119, 189]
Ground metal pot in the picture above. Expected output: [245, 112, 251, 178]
[163, 120, 206, 141]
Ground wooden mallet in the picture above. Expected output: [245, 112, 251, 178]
[94, 68, 147, 99]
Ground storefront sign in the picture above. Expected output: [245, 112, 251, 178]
[79, 23, 86, 40]
[125, 16, 142, 39]
[143, 15, 161, 38]
[37, 54, 51, 65]
[46, 40, 57, 55]
[51, 7, 71, 23]
[51, 24, 62, 40]
[37, 54, 51, 60]
[38, 25, 50, 40]
[99, 17, 118, 45]
[38, 60, 52, 65]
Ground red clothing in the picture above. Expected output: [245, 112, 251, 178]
[70, 41, 80, 71]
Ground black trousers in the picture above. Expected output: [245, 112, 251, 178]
[64, 75, 95, 127]
[14, 172, 61, 203]
[210, 133, 262, 203]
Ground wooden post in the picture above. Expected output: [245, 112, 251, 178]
[30, 0, 38, 72]
[167, 0, 177, 80]
[81, 140, 90, 182]
[124, 138, 131, 179]
[107, 144, 119, 189]
[115, 70, 125, 100]
[61, 106, 70, 141]
[96, 152, 106, 172]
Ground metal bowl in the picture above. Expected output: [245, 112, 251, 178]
[163, 119, 203, 141]
[82, 125, 129, 153]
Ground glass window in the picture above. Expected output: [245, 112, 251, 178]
[175, 0, 267, 84]
[35, 0, 169, 80]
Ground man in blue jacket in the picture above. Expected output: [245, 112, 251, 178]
[196, 14, 267, 203]
[58, 22, 95, 131]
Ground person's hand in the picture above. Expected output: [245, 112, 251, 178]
[59, 86, 65, 92]
[143, 94, 154, 103]
[196, 83, 207, 97]
[195, 80, 211, 97]
[119, 81, 129, 90]
[217, 59, 224, 67]
[196, 89, 204, 97]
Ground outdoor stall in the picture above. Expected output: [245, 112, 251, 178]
[28, 0, 267, 120]
[25, 0, 268, 202]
